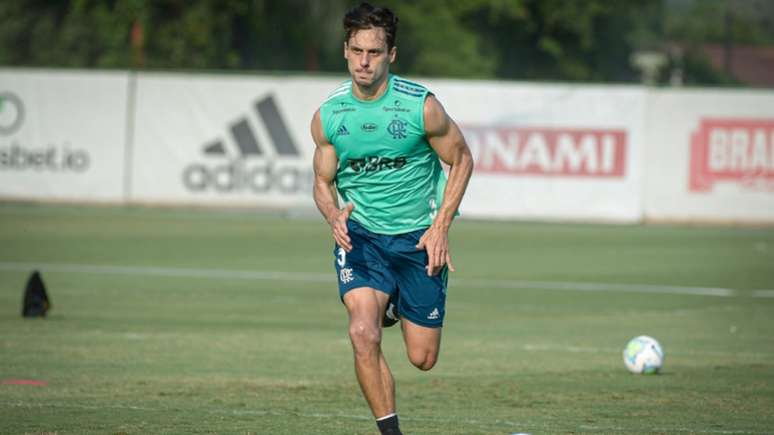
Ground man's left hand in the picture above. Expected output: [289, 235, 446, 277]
[415, 225, 456, 276]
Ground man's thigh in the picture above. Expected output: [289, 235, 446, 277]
[386, 228, 448, 328]
[401, 318, 442, 354]
[334, 221, 397, 302]
[343, 287, 391, 323]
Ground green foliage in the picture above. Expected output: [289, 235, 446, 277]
[387, 0, 497, 78]
[662, 0, 774, 86]
[666, 0, 774, 46]
[679, 49, 741, 86]
[142, 1, 244, 69]
[0, 0, 772, 85]
[0, 0, 136, 68]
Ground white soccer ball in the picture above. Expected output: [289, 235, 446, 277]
[623, 335, 664, 374]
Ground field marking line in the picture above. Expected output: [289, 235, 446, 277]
[751, 289, 774, 298]
[454, 277, 735, 297]
[0, 261, 331, 282]
[0, 260, 740, 297]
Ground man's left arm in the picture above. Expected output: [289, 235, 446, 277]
[416, 94, 474, 276]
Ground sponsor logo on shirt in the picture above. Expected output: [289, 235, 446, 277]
[383, 99, 411, 113]
[361, 122, 378, 133]
[347, 156, 408, 173]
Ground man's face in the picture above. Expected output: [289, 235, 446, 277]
[344, 27, 396, 88]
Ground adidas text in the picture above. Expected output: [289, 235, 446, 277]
[183, 160, 313, 194]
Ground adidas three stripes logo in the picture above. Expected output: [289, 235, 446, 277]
[203, 95, 300, 158]
[182, 94, 313, 194]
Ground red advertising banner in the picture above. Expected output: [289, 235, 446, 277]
[689, 118, 774, 192]
[462, 126, 627, 178]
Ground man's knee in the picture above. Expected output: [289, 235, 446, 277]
[349, 321, 382, 356]
[408, 349, 438, 371]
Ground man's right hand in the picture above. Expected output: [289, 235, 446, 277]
[329, 203, 355, 252]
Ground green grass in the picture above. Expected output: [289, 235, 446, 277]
[1, 203, 773, 434]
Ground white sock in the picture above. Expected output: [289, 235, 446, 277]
[376, 413, 397, 421]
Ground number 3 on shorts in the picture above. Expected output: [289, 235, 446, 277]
[337, 247, 346, 267]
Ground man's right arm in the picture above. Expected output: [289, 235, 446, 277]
[311, 109, 354, 252]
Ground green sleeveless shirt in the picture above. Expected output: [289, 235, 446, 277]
[320, 74, 448, 235]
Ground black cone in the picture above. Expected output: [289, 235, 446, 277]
[22, 270, 50, 317]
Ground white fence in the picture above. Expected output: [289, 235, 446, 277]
[0, 69, 129, 202]
[1, 68, 773, 223]
[643, 89, 774, 222]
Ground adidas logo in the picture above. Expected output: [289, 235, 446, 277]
[427, 308, 439, 320]
[182, 94, 313, 194]
[203, 95, 299, 158]
[337, 125, 350, 136]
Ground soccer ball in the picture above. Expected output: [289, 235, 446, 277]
[623, 335, 664, 374]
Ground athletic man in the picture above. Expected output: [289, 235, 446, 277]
[310, 3, 473, 434]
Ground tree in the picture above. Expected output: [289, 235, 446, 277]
[1, 0, 771, 86]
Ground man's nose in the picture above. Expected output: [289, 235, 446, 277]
[359, 53, 369, 66]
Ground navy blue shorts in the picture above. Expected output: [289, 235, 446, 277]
[333, 220, 448, 328]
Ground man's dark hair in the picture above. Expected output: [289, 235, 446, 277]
[343, 3, 399, 50]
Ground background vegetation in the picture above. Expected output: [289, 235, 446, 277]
[1, 0, 774, 85]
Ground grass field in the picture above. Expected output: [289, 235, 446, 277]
[1, 203, 773, 434]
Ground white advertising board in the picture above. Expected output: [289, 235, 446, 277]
[130, 73, 341, 207]
[425, 79, 647, 222]
[644, 89, 774, 223]
[5, 67, 771, 224]
[0, 69, 129, 201]
[131, 74, 647, 221]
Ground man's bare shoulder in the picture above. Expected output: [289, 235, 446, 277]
[311, 107, 322, 124]
[310, 108, 329, 147]
[423, 94, 450, 137]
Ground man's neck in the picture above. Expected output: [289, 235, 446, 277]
[352, 74, 390, 101]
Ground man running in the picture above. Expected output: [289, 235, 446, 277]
[310, 3, 473, 434]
